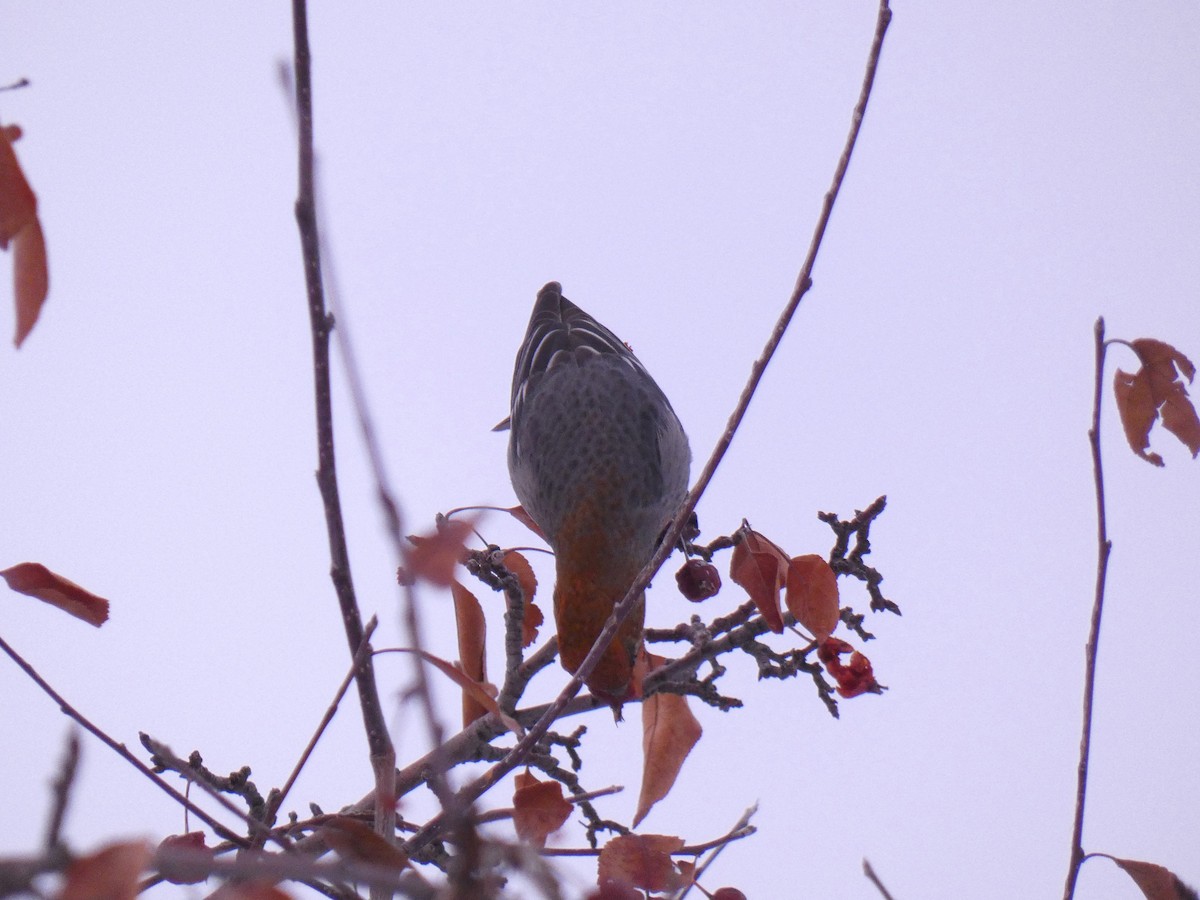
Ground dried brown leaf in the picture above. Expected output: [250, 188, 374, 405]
[784, 554, 840, 640]
[59, 841, 151, 900]
[1114, 338, 1200, 465]
[504, 505, 546, 541]
[512, 771, 573, 847]
[0, 123, 48, 347]
[406, 517, 476, 586]
[502, 549, 543, 647]
[634, 653, 702, 827]
[1112, 856, 1199, 900]
[451, 580, 489, 728]
[597, 834, 686, 894]
[387, 647, 523, 737]
[2, 562, 110, 626]
[317, 815, 409, 869]
[729, 529, 788, 633]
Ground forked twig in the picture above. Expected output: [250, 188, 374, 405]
[264, 617, 381, 833]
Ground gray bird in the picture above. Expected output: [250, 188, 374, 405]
[507, 282, 691, 701]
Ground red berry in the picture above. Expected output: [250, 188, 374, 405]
[675, 559, 722, 601]
[711, 889, 747, 900]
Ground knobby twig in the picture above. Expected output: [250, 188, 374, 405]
[0, 634, 251, 848]
[403, 0, 894, 858]
[289, 0, 396, 846]
[138, 736, 286, 849]
[1062, 317, 1113, 899]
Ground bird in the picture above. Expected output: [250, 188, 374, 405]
[506, 281, 691, 703]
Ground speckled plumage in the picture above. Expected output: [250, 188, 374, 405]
[508, 282, 690, 700]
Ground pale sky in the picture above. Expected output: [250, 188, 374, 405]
[2, 3, 1198, 898]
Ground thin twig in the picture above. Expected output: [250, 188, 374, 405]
[1063, 317, 1113, 900]
[0, 634, 252, 847]
[676, 803, 758, 899]
[403, 0, 894, 858]
[287, 0, 455, 834]
[863, 858, 897, 900]
[265, 617, 381, 833]
[43, 731, 80, 850]
[289, 0, 397, 847]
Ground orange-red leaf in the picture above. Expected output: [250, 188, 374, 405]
[785, 554, 840, 640]
[729, 528, 787, 633]
[634, 654, 702, 827]
[406, 516, 476, 586]
[60, 841, 152, 900]
[817, 637, 882, 699]
[1, 562, 109, 626]
[156, 832, 212, 885]
[504, 505, 546, 541]
[384, 647, 523, 737]
[512, 771, 573, 847]
[1112, 856, 1198, 900]
[317, 815, 409, 869]
[585, 882, 644, 900]
[450, 580, 489, 728]
[0, 124, 36, 244]
[597, 834, 686, 894]
[1114, 338, 1200, 466]
[0, 123, 48, 348]
[502, 550, 543, 647]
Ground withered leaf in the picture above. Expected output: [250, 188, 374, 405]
[317, 815, 409, 869]
[60, 841, 151, 900]
[450, 580, 489, 728]
[1112, 855, 1199, 900]
[634, 653, 702, 827]
[383, 647, 522, 737]
[784, 554, 840, 640]
[1, 562, 109, 626]
[597, 834, 686, 894]
[504, 505, 546, 540]
[1114, 338, 1200, 466]
[817, 637, 882, 699]
[729, 528, 788, 633]
[406, 516, 476, 586]
[0, 123, 48, 347]
[502, 549, 543, 647]
[512, 771, 573, 847]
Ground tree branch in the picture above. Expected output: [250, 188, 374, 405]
[289, 0, 396, 847]
[1063, 317, 1113, 899]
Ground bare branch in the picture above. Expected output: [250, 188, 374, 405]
[1062, 317, 1114, 900]
[264, 616, 382, 837]
[288, 0, 396, 846]
[863, 858, 898, 900]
